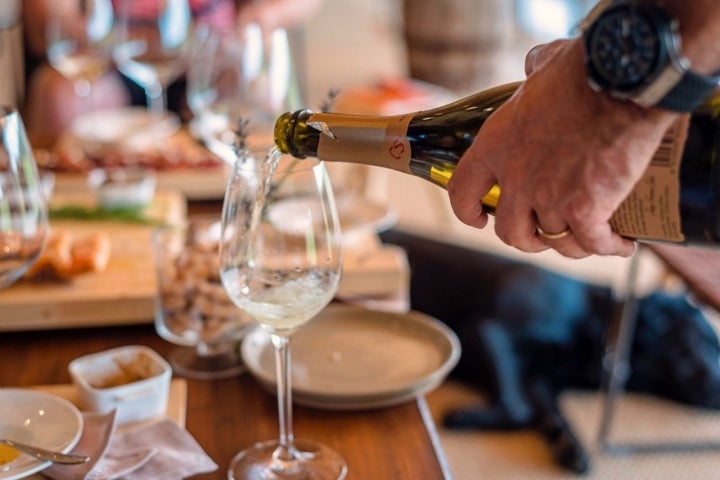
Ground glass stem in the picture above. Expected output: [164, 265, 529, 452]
[74, 79, 93, 115]
[270, 333, 296, 461]
[146, 82, 166, 118]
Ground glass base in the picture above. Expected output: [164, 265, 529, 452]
[169, 345, 245, 380]
[228, 439, 347, 480]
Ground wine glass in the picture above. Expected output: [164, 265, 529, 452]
[113, 0, 192, 119]
[46, 0, 115, 112]
[0, 107, 49, 289]
[187, 23, 299, 162]
[219, 147, 346, 479]
[153, 215, 254, 380]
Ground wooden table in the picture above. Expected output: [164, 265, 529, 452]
[0, 324, 452, 480]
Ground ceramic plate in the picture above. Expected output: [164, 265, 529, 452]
[267, 196, 396, 238]
[70, 107, 180, 151]
[0, 389, 83, 479]
[241, 304, 460, 410]
[337, 200, 397, 234]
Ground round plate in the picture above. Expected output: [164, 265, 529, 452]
[267, 195, 396, 238]
[0, 389, 83, 479]
[241, 304, 460, 410]
[338, 200, 397, 234]
[70, 107, 180, 151]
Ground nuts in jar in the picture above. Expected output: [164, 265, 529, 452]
[153, 217, 253, 346]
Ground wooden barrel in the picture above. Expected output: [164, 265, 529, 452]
[402, 0, 512, 92]
[0, 1, 23, 109]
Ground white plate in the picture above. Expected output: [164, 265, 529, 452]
[338, 200, 397, 234]
[71, 107, 180, 151]
[267, 197, 396, 238]
[0, 389, 83, 479]
[241, 304, 460, 410]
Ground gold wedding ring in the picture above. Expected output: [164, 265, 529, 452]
[536, 225, 572, 240]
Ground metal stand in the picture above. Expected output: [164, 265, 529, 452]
[597, 244, 720, 454]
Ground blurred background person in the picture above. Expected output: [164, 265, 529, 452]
[21, 0, 323, 147]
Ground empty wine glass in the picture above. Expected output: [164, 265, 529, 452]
[153, 215, 254, 380]
[187, 22, 299, 162]
[0, 107, 49, 289]
[113, 0, 192, 119]
[46, 0, 114, 113]
[219, 147, 346, 479]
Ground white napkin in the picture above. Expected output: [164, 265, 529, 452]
[44, 411, 217, 480]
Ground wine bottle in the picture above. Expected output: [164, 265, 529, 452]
[274, 82, 720, 247]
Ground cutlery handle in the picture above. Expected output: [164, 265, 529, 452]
[0, 439, 90, 464]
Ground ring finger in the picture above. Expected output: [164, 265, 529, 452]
[534, 213, 591, 258]
[534, 209, 571, 241]
[536, 224, 572, 240]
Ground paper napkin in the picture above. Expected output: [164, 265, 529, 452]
[44, 411, 217, 480]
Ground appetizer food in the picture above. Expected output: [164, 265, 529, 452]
[24, 230, 111, 281]
[33, 129, 223, 174]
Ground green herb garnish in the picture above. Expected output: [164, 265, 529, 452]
[49, 205, 157, 224]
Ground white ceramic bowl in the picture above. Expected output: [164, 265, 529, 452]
[87, 167, 157, 210]
[69, 345, 171, 425]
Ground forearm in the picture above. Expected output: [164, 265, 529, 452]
[646, 1, 720, 74]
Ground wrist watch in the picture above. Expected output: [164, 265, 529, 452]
[582, 0, 720, 112]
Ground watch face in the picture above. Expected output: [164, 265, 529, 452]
[587, 6, 664, 90]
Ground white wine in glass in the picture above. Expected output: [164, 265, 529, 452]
[220, 148, 347, 479]
[113, 0, 192, 118]
[46, 0, 114, 105]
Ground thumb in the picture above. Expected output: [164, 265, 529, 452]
[524, 40, 570, 76]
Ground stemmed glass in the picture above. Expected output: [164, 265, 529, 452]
[46, 0, 115, 113]
[187, 23, 298, 162]
[219, 148, 346, 479]
[0, 107, 49, 289]
[113, 0, 192, 119]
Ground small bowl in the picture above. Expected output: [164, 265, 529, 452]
[69, 346, 171, 425]
[87, 167, 156, 210]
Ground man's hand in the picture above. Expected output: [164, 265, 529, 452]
[447, 39, 678, 258]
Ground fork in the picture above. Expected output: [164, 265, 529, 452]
[0, 438, 90, 464]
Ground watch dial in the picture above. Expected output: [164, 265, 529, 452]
[590, 9, 662, 89]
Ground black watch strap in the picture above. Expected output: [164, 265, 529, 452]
[658, 69, 720, 112]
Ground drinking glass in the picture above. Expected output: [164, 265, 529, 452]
[113, 0, 192, 118]
[46, 0, 114, 111]
[187, 23, 299, 162]
[219, 148, 346, 479]
[0, 107, 49, 289]
[153, 215, 253, 380]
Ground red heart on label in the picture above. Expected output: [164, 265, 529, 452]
[389, 138, 405, 160]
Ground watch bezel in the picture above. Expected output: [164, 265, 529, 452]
[584, 1, 687, 107]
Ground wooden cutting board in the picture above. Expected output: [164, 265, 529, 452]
[0, 190, 187, 332]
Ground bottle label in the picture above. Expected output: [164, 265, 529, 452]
[312, 112, 413, 172]
[609, 116, 689, 242]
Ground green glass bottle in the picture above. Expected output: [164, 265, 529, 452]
[274, 82, 720, 247]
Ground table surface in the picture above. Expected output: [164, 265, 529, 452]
[0, 323, 452, 480]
